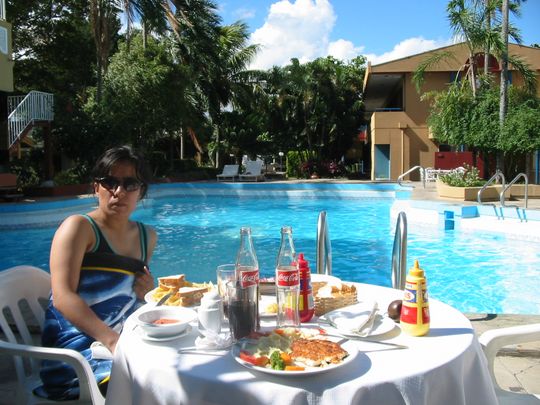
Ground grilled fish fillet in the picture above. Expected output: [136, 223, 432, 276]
[290, 339, 348, 367]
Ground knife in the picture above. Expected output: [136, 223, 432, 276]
[156, 292, 173, 306]
[356, 302, 379, 337]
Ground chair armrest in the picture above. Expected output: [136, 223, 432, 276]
[0, 340, 105, 405]
[478, 323, 540, 383]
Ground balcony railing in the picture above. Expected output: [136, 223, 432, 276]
[7, 91, 54, 148]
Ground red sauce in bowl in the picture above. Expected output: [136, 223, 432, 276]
[152, 318, 180, 325]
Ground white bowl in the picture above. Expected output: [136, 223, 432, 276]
[137, 306, 197, 338]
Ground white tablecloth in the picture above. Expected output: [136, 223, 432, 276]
[106, 283, 497, 405]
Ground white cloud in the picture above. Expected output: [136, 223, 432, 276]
[327, 39, 364, 62]
[248, 0, 336, 69]
[365, 37, 453, 65]
[247, 1, 452, 70]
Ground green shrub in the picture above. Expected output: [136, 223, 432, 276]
[53, 166, 89, 186]
[439, 164, 485, 187]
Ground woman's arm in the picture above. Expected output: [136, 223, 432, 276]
[49, 215, 120, 353]
[133, 226, 158, 300]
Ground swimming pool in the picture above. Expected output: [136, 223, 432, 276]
[1, 183, 539, 315]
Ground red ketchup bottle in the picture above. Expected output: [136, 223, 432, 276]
[297, 253, 314, 322]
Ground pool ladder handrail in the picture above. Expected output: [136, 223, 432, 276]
[500, 172, 528, 209]
[316, 211, 332, 275]
[391, 212, 407, 290]
[397, 166, 425, 189]
[477, 170, 506, 205]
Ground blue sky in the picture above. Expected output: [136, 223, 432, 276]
[216, 0, 540, 69]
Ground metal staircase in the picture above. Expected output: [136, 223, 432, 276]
[7, 91, 54, 151]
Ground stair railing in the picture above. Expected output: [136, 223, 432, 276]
[500, 173, 528, 209]
[397, 166, 425, 188]
[316, 211, 332, 275]
[391, 212, 407, 290]
[7, 91, 54, 148]
[477, 170, 505, 205]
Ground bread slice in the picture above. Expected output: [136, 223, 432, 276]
[158, 274, 185, 289]
[173, 286, 209, 306]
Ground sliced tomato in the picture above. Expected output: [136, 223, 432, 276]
[274, 328, 286, 335]
[255, 355, 269, 367]
[239, 350, 258, 365]
[239, 350, 269, 367]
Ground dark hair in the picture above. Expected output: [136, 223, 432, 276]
[92, 145, 151, 199]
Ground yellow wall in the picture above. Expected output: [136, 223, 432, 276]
[366, 43, 540, 181]
[0, 19, 13, 92]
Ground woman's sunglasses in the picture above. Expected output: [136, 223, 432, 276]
[95, 176, 142, 192]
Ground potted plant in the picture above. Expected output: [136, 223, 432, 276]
[436, 164, 500, 201]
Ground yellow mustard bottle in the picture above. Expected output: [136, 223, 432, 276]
[400, 260, 430, 336]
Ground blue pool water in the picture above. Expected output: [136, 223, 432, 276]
[1, 184, 539, 315]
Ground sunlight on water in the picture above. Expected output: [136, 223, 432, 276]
[1, 194, 539, 314]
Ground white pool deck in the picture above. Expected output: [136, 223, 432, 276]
[0, 180, 539, 400]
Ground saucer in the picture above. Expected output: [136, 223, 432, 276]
[138, 325, 192, 342]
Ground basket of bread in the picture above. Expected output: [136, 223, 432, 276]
[149, 274, 213, 307]
[313, 279, 357, 316]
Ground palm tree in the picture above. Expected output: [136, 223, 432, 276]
[413, 0, 535, 97]
[89, 0, 167, 101]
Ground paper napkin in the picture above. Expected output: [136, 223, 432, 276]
[90, 341, 113, 360]
[325, 301, 378, 335]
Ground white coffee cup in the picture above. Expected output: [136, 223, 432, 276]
[198, 290, 223, 336]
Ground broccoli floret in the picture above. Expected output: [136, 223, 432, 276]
[269, 350, 285, 370]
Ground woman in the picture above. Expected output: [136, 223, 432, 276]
[38, 146, 157, 400]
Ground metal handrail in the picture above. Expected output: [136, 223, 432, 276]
[391, 212, 407, 290]
[7, 91, 54, 148]
[397, 166, 425, 188]
[477, 170, 505, 205]
[501, 173, 528, 209]
[316, 211, 332, 275]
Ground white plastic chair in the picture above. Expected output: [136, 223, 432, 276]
[0, 265, 105, 404]
[238, 160, 265, 182]
[216, 164, 239, 182]
[479, 324, 540, 404]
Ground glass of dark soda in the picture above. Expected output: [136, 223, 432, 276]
[226, 281, 257, 340]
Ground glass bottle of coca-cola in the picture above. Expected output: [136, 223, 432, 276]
[275, 226, 300, 327]
[234, 226, 260, 330]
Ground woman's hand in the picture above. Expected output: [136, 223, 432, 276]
[134, 266, 155, 300]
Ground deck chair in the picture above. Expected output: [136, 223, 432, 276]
[0, 265, 105, 404]
[479, 324, 540, 404]
[238, 160, 265, 182]
[0, 173, 24, 201]
[216, 164, 239, 182]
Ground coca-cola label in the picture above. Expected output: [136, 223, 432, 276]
[239, 269, 259, 287]
[276, 269, 300, 287]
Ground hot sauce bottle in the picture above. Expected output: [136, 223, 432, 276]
[400, 260, 430, 336]
[297, 253, 314, 323]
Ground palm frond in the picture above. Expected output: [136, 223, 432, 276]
[412, 50, 457, 93]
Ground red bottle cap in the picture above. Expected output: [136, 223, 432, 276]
[297, 253, 309, 269]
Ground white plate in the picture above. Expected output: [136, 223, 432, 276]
[144, 288, 199, 309]
[144, 288, 161, 304]
[137, 324, 192, 342]
[259, 295, 277, 318]
[231, 334, 358, 376]
[329, 316, 396, 337]
[322, 302, 396, 337]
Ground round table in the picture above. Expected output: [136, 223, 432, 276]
[106, 283, 497, 405]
